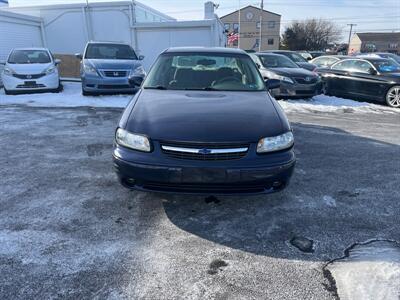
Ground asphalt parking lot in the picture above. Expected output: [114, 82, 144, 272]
[1, 96, 400, 299]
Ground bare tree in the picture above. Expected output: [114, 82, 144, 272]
[281, 19, 342, 51]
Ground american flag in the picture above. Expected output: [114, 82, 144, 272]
[227, 32, 239, 45]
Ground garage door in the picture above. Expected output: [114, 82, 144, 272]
[0, 21, 43, 86]
[136, 27, 212, 71]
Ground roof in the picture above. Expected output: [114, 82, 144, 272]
[2, 1, 175, 21]
[220, 5, 281, 19]
[355, 32, 400, 42]
[163, 47, 248, 55]
[12, 47, 49, 51]
[255, 52, 286, 57]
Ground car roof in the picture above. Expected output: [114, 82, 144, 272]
[12, 47, 49, 51]
[87, 41, 129, 45]
[255, 52, 288, 57]
[164, 47, 248, 55]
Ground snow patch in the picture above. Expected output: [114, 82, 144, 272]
[323, 195, 336, 207]
[0, 82, 132, 108]
[326, 240, 400, 300]
[279, 95, 400, 114]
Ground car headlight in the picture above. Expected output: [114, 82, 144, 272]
[270, 73, 294, 84]
[45, 65, 56, 74]
[115, 128, 151, 152]
[257, 132, 294, 153]
[131, 65, 146, 76]
[3, 66, 15, 76]
[83, 63, 98, 76]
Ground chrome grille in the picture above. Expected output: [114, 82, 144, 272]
[13, 73, 45, 79]
[102, 70, 128, 77]
[161, 142, 249, 161]
[294, 77, 318, 84]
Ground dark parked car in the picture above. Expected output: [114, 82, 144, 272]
[250, 53, 322, 99]
[113, 47, 296, 194]
[310, 55, 350, 68]
[358, 53, 400, 64]
[263, 50, 317, 71]
[76, 42, 146, 95]
[317, 57, 400, 108]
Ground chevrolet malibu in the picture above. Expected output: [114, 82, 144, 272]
[113, 47, 296, 194]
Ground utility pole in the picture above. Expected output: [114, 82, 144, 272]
[347, 23, 357, 55]
[259, 0, 264, 52]
[238, 0, 241, 49]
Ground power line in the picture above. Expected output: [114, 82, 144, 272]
[347, 23, 357, 54]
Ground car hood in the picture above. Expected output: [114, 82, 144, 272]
[125, 89, 285, 143]
[6, 63, 53, 74]
[270, 67, 316, 77]
[86, 59, 141, 70]
[296, 62, 316, 71]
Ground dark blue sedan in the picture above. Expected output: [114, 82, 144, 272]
[113, 47, 296, 195]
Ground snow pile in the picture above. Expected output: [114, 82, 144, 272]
[326, 240, 400, 300]
[0, 82, 132, 108]
[279, 95, 399, 114]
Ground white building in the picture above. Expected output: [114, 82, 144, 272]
[0, 1, 226, 74]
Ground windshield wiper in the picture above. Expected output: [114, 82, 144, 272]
[144, 85, 168, 90]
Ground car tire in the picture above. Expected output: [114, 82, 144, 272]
[53, 82, 63, 93]
[82, 89, 91, 96]
[4, 88, 15, 95]
[321, 82, 330, 96]
[385, 86, 400, 108]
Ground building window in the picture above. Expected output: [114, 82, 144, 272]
[233, 23, 239, 33]
[256, 21, 261, 29]
[389, 43, 398, 49]
[268, 21, 275, 28]
[268, 38, 274, 45]
[224, 23, 230, 31]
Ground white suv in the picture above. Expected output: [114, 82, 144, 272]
[1, 48, 61, 95]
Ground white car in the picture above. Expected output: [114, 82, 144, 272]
[1, 48, 61, 95]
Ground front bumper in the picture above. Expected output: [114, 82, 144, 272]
[113, 143, 296, 195]
[2, 72, 59, 91]
[82, 73, 141, 93]
[271, 81, 322, 99]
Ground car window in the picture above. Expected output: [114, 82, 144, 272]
[371, 59, 400, 73]
[143, 53, 266, 92]
[352, 60, 373, 73]
[85, 44, 138, 60]
[258, 55, 298, 68]
[8, 50, 51, 64]
[331, 60, 357, 71]
[286, 52, 307, 63]
[313, 57, 338, 67]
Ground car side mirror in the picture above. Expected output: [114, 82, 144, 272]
[0, 60, 6, 65]
[54, 59, 61, 65]
[129, 76, 144, 87]
[138, 55, 145, 61]
[307, 57, 312, 61]
[75, 53, 83, 60]
[368, 68, 377, 75]
[265, 79, 280, 90]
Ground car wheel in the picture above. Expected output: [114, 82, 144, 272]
[82, 89, 91, 96]
[53, 83, 63, 93]
[386, 86, 400, 108]
[321, 82, 330, 96]
[4, 88, 15, 95]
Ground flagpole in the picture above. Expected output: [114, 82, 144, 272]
[259, 0, 263, 52]
[238, 0, 241, 49]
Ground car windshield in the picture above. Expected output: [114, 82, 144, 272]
[8, 50, 51, 64]
[284, 52, 307, 63]
[143, 53, 266, 91]
[85, 44, 138, 60]
[258, 55, 299, 68]
[371, 59, 400, 73]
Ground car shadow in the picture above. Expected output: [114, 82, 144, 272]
[158, 123, 400, 260]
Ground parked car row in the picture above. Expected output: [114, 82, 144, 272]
[0, 42, 146, 96]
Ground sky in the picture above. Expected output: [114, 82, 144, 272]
[7, 0, 400, 41]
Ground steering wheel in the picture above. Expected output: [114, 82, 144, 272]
[213, 76, 242, 86]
